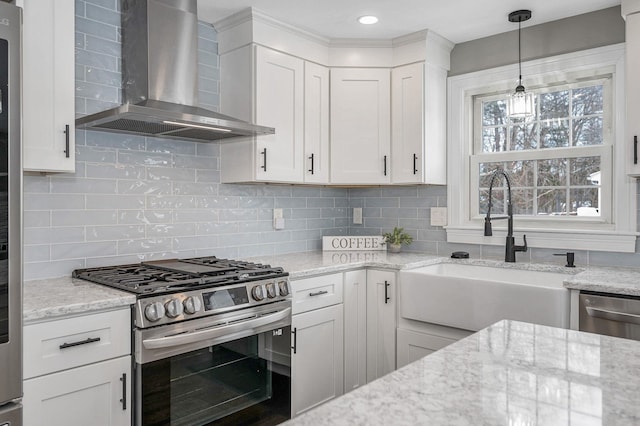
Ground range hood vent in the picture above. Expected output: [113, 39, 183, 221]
[75, 0, 274, 142]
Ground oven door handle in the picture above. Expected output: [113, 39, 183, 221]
[142, 307, 292, 349]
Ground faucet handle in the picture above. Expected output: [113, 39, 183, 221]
[554, 252, 575, 267]
[514, 234, 527, 252]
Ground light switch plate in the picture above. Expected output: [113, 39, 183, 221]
[353, 208, 363, 224]
[273, 208, 284, 230]
[430, 207, 448, 226]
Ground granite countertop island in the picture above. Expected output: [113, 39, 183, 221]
[285, 319, 640, 426]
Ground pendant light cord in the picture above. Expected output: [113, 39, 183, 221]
[518, 18, 522, 87]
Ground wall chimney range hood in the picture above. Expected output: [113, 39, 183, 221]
[75, 0, 274, 142]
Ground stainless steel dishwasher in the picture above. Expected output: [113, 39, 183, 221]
[579, 292, 640, 340]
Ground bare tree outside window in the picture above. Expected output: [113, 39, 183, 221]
[477, 84, 604, 217]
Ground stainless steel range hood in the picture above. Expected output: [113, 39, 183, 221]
[75, 0, 274, 142]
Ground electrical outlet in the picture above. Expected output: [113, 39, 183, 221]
[430, 207, 448, 227]
[273, 208, 283, 220]
[353, 208, 363, 224]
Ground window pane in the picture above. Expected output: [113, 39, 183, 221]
[483, 100, 507, 126]
[512, 189, 534, 215]
[571, 188, 600, 214]
[573, 117, 603, 146]
[540, 120, 570, 148]
[537, 159, 567, 186]
[572, 85, 603, 116]
[479, 188, 505, 215]
[506, 160, 534, 187]
[537, 189, 567, 215]
[479, 162, 503, 187]
[510, 123, 538, 150]
[540, 90, 569, 120]
[483, 127, 507, 152]
[570, 157, 601, 186]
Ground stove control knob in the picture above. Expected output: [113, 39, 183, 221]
[265, 282, 277, 299]
[144, 302, 166, 322]
[278, 280, 289, 297]
[165, 298, 184, 318]
[183, 296, 202, 315]
[251, 285, 265, 301]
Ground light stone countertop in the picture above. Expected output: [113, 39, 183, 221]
[23, 250, 640, 322]
[284, 319, 640, 426]
[23, 276, 136, 324]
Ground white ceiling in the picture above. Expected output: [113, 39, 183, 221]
[197, 0, 621, 44]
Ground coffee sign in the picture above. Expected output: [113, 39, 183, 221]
[322, 236, 386, 251]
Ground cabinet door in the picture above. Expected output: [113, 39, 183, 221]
[330, 68, 391, 184]
[366, 269, 396, 382]
[391, 63, 424, 184]
[627, 13, 640, 177]
[304, 62, 330, 184]
[291, 304, 344, 417]
[255, 47, 304, 182]
[396, 328, 457, 369]
[343, 270, 367, 392]
[23, 356, 131, 426]
[22, 0, 75, 172]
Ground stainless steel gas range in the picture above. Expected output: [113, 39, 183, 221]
[73, 256, 292, 426]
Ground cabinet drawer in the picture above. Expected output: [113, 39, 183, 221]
[24, 308, 131, 379]
[291, 273, 343, 314]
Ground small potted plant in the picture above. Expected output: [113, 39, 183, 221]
[382, 227, 413, 253]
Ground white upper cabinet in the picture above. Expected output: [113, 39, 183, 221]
[623, 3, 640, 176]
[330, 68, 391, 184]
[303, 62, 330, 184]
[220, 45, 304, 183]
[391, 63, 424, 183]
[21, 0, 76, 173]
[215, 10, 452, 186]
[391, 61, 448, 185]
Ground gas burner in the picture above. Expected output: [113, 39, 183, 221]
[72, 256, 288, 296]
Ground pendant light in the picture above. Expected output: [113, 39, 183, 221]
[508, 10, 534, 120]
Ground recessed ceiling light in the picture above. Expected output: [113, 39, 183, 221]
[358, 15, 379, 25]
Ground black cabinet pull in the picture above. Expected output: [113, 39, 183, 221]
[260, 148, 267, 171]
[309, 290, 328, 297]
[308, 153, 315, 174]
[384, 281, 390, 304]
[120, 373, 127, 410]
[413, 154, 418, 175]
[635, 136, 638, 165]
[64, 124, 70, 158]
[383, 155, 387, 176]
[291, 328, 297, 354]
[59, 337, 101, 350]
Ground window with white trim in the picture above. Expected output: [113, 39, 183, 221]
[472, 78, 612, 221]
[446, 45, 636, 253]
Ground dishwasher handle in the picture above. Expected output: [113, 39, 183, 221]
[585, 306, 640, 325]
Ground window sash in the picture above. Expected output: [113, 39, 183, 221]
[469, 145, 612, 222]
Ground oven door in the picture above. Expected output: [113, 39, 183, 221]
[135, 301, 291, 426]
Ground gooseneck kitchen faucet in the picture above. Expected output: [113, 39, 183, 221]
[484, 169, 528, 262]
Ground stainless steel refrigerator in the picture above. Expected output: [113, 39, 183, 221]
[0, 2, 21, 425]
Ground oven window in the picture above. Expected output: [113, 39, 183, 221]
[140, 326, 291, 426]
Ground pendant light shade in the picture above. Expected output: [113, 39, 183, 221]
[508, 10, 533, 120]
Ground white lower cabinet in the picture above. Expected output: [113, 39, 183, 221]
[366, 270, 396, 382]
[22, 308, 132, 426]
[291, 274, 344, 417]
[23, 356, 131, 426]
[396, 328, 457, 369]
